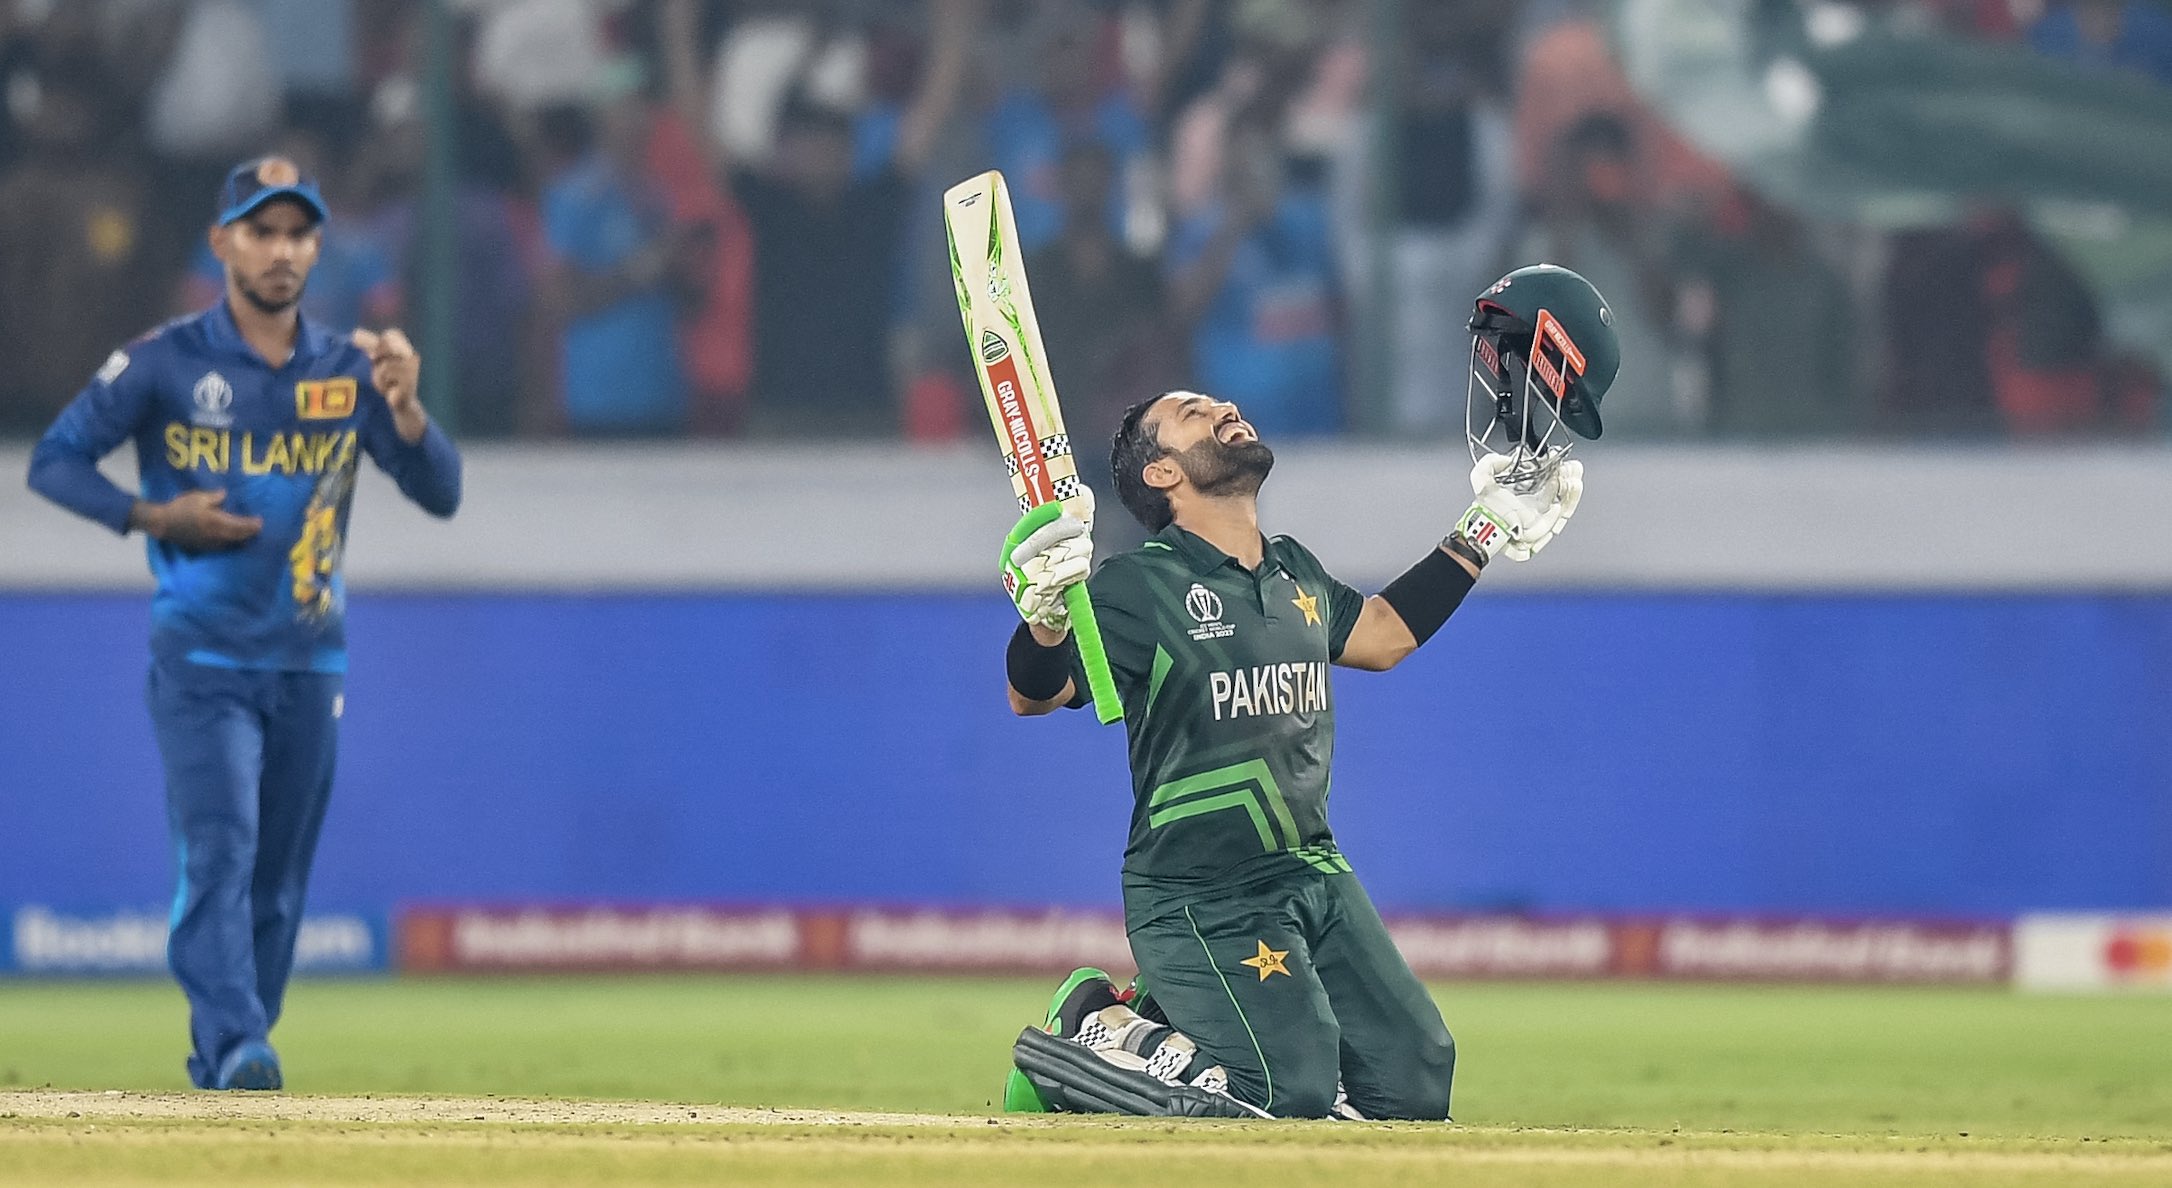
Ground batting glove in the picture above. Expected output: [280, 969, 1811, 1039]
[1002, 496, 1093, 631]
[1503, 458, 1583, 562]
[1451, 454, 1583, 566]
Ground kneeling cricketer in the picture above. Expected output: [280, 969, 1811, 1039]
[999, 265, 1620, 1120]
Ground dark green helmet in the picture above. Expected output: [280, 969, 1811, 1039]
[1468, 264, 1620, 441]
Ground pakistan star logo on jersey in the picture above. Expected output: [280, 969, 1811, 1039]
[1241, 940, 1291, 981]
[1291, 582, 1321, 626]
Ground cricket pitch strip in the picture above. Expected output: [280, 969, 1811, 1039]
[6, 1089, 2171, 1188]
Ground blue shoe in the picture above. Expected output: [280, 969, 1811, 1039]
[213, 1041, 283, 1091]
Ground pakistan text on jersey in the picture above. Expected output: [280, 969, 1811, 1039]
[1209, 662, 1331, 722]
[163, 426, 358, 477]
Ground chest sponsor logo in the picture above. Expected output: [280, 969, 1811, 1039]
[296, 377, 358, 420]
[1185, 583, 1234, 641]
[192, 372, 234, 428]
[1209, 661, 1329, 721]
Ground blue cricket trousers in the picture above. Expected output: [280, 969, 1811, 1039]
[145, 657, 341, 1088]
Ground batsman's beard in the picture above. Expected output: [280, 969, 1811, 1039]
[1173, 434, 1274, 499]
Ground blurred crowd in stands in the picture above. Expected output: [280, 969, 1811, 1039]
[0, 0, 2163, 444]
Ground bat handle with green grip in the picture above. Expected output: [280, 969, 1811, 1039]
[1064, 583, 1124, 724]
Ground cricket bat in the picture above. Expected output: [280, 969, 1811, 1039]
[943, 170, 1123, 725]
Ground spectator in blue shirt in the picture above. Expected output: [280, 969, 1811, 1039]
[538, 95, 694, 436]
[1167, 124, 1344, 437]
[2030, 0, 2172, 85]
[985, 8, 1150, 254]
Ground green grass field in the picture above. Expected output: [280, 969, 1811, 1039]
[2, 976, 2169, 1186]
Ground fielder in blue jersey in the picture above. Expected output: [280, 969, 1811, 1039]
[26, 156, 462, 1090]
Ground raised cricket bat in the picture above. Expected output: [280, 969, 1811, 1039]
[943, 170, 1123, 725]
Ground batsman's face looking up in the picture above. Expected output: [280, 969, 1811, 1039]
[1138, 390, 1268, 497]
[214, 200, 320, 315]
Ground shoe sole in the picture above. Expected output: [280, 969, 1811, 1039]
[220, 1057, 282, 1091]
[1004, 966, 1114, 1113]
[1002, 1066, 1046, 1112]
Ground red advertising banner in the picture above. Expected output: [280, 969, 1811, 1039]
[1632, 917, 2010, 983]
[1383, 916, 1619, 979]
[835, 908, 1135, 974]
[393, 905, 1134, 975]
[397, 905, 804, 973]
[393, 905, 2011, 984]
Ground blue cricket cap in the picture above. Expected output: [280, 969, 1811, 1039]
[215, 156, 329, 226]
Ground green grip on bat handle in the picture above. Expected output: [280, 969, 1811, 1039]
[1064, 583, 1123, 725]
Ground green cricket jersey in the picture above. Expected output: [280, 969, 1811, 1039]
[1068, 524, 1368, 920]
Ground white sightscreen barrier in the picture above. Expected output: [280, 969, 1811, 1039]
[5, 442, 2172, 591]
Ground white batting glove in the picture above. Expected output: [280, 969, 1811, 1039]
[1001, 494, 1094, 632]
[1452, 454, 1582, 566]
[1502, 458, 1583, 562]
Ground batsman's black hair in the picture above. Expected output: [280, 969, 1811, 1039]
[1111, 395, 1175, 532]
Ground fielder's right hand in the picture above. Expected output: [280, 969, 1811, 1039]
[135, 489, 264, 553]
[1002, 496, 1094, 633]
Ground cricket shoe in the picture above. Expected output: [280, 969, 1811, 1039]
[1332, 1083, 1366, 1121]
[213, 1040, 283, 1091]
[1004, 966, 1122, 1112]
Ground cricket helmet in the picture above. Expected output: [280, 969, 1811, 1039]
[1465, 264, 1618, 488]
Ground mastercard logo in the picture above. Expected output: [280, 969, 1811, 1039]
[2103, 929, 2172, 978]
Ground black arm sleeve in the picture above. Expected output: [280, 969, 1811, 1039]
[1006, 621, 1079, 701]
[1377, 545, 1478, 647]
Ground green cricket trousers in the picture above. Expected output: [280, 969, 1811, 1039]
[1125, 870, 1455, 1120]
